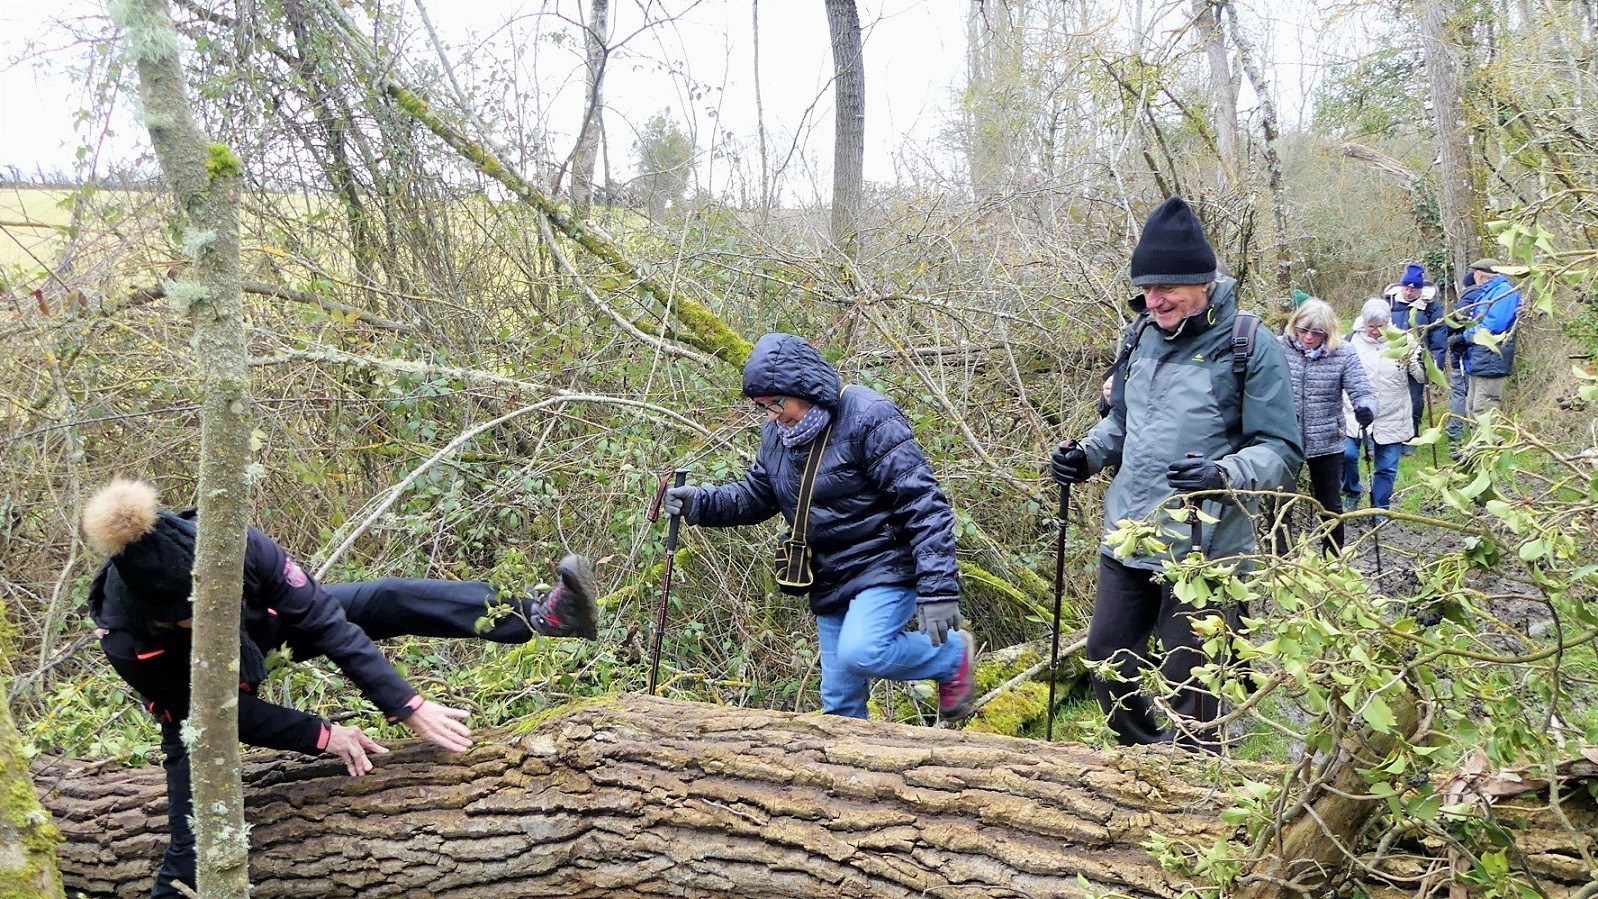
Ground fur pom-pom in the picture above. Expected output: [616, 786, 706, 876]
[83, 479, 160, 555]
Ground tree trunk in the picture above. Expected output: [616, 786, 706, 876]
[824, 0, 865, 257]
[1192, 0, 1239, 181]
[1418, 0, 1481, 281]
[0, 662, 64, 898]
[1223, 2, 1293, 300]
[118, 0, 253, 896]
[41, 696, 1596, 899]
[570, 0, 609, 219]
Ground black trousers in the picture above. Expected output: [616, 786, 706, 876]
[1085, 555, 1233, 749]
[152, 578, 531, 898]
[1268, 453, 1347, 556]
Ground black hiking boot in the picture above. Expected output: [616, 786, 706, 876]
[528, 555, 599, 639]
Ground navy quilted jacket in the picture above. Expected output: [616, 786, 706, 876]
[692, 333, 961, 614]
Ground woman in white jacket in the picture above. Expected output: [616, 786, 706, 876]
[1342, 298, 1425, 515]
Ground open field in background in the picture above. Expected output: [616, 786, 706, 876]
[0, 186, 73, 278]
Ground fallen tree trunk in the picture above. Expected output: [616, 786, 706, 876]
[36, 695, 1597, 898]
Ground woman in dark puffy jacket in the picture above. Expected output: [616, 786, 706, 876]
[1278, 299, 1377, 553]
[661, 333, 977, 721]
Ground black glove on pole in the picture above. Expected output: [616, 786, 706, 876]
[1047, 480, 1069, 742]
[647, 468, 690, 695]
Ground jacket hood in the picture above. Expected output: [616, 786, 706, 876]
[741, 333, 843, 407]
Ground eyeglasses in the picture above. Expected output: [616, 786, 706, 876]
[751, 396, 787, 414]
[1294, 326, 1327, 337]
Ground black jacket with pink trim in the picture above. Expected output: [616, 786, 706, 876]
[89, 517, 418, 755]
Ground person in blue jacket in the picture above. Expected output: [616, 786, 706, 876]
[1451, 257, 1523, 428]
[661, 333, 977, 722]
[84, 478, 598, 898]
[1383, 263, 1448, 452]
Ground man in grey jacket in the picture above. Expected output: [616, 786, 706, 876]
[1050, 196, 1302, 749]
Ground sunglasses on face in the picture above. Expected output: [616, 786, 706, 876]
[1295, 326, 1327, 337]
[751, 396, 787, 414]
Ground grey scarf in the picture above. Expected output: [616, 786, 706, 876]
[778, 405, 833, 448]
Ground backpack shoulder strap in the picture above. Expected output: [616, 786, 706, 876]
[1231, 312, 1261, 394]
[1103, 312, 1154, 382]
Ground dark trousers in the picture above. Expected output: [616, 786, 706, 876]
[1270, 454, 1347, 555]
[1085, 555, 1232, 749]
[152, 578, 526, 898]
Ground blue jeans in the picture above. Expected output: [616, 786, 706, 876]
[814, 585, 965, 719]
[1446, 359, 1468, 442]
[1343, 436, 1402, 509]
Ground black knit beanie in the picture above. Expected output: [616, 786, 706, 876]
[1129, 196, 1218, 287]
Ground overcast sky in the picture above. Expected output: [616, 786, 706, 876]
[0, 1, 1354, 194]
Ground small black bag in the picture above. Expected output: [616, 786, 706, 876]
[774, 404, 840, 596]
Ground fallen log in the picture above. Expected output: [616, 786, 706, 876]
[35, 694, 1597, 898]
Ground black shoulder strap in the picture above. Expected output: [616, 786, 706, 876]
[1231, 312, 1261, 395]
[1103, 312, 1154, 384]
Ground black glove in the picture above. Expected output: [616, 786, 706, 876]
[1049, 442, 1090, 486]
[917, 598, 962, 647]
[1354, 405, 1376, 428]
[1167, 457, 1227, 493]
[662, 485, 699, 520]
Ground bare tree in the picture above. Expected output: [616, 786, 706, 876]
[1192, 0, 1239, 180]
[824, 0, 864, 256]
[1418, 0, 1480, 279]
[113, 0, 253, 896]
[1223, 2, 1293, 298]
[570, 0, 610, 218]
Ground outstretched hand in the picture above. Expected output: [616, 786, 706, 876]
[403, 699, 474, 753]
[325, 723, 389, 776]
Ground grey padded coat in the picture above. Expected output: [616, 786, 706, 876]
[1281, 338, 1377, 458]
[1080, 278, 1303, 569]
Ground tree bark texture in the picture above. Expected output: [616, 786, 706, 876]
[48, 694, 1234, 898]
[1191, 0, 1239, 181]
[0, 666, 64, 899]
[824, 0, 865, 257]
[40, 695, 1597, 899]
[1418, 0, 1481, 281]
[1222, 3, 1292, 300]
[118, 0, 253, 895]
[570, 0, 609, 219]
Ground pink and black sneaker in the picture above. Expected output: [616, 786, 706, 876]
[938, 636, 978, 721]
[528, 555, 599, 639]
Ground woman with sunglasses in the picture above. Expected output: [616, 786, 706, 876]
[1277, 299, 1377, 553]
[661, 332, 977, 722]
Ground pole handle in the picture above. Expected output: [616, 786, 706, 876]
[665, 468, 689, 544]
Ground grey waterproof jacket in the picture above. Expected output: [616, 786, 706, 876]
[1282, 337, 1376, 458]
[1080, 278, 1302, 569]
[693, 334, 960, 615]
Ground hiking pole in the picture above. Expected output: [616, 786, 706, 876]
[1359, 428, 1384, 578]
[1047, 479, 1070, 742]
[646, 467, 690, 695]
[1185, 451, 1205, 558]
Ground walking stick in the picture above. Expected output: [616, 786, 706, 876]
[1185, 451, 1205, 558]
[646, 467, 690, 695]
[1047, 480, 1069, 742]
[1359, 428, 1384, 578]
